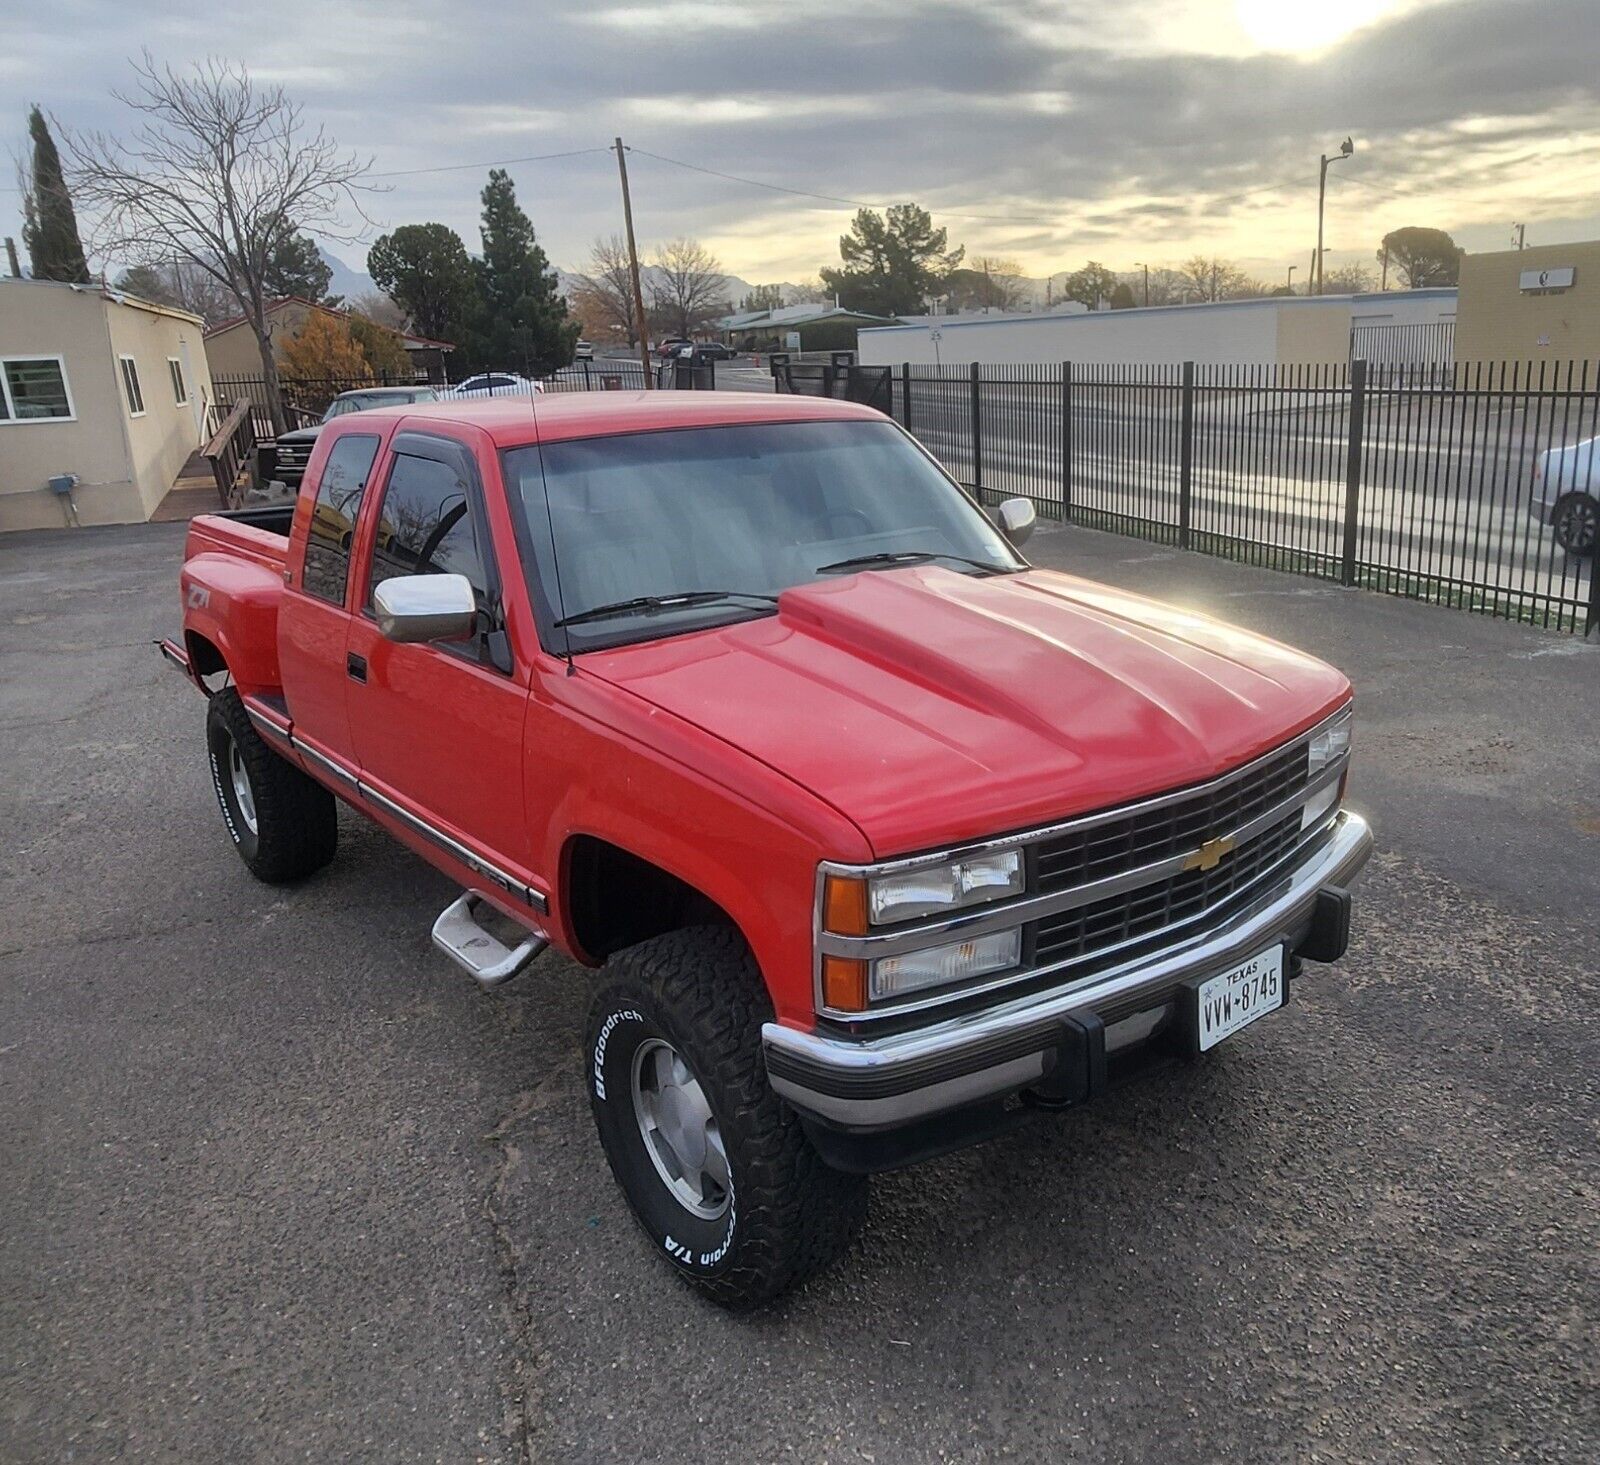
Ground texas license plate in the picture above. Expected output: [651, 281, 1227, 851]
[1195, 946, 1284, 1051]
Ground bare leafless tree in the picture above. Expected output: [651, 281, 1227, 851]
[649, 237, 729, 339]
[114, 258, 237, 326]
[1176, 255, 1257, 303]
[348, 289, 408, 330]
[572, 234, 641, 345]
[66, 55, 373, 433]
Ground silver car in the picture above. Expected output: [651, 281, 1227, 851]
[1530, 435, 1598, 558]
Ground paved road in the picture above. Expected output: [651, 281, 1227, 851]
[2, 520, 1597, 1463]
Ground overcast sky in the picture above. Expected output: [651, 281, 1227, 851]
[4, 0, 1598, 287]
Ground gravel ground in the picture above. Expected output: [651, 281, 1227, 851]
[1, 517, 1596, 1463]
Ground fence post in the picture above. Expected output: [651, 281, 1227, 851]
[582, 360, 591, 390]
[901, 362, 912, 430]
[970, 360, 983, 495]
[1178, 360, 1194, 550]
[1341, 357, 1367, 587]
[1061, 361, 1072, 518]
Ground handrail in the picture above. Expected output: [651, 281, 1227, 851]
[202, 399, 257, 508]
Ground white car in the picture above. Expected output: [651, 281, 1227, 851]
[574, 340, 594, 361]
[1531, 435, 1598, 558]
[447, 372, 545, 399]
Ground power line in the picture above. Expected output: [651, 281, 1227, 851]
[367, 146, 611, 180]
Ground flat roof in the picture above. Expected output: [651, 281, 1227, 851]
[356, 390, 884, 448]
[0, 275, 205, 326]
[862, 288, 1458, 334]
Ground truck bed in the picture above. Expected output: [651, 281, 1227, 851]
[184, 504, 294, 574]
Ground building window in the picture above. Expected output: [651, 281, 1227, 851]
[0, 356, 75, 423]
[120, 355, 146, 417]
[168, 357, 188, 406]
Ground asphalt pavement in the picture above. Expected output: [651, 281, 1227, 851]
[2, 516, 1597, 1463]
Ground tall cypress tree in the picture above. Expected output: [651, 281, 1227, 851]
[471, 168, 576, 372]
[23, 106, 90, 283]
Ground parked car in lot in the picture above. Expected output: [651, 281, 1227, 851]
[655, 337, 693, 359]
[162, 393, 1371, 1309]
[271, 385, 439, 488]
[1531, 434, 1598, 557]
[447, 372, 545, 398]
[575, 340, 594, 361]
[674, 341, 735, 362]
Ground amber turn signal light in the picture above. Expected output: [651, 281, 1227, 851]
[821, 955, 868, 1012]
[822, 874, 869, 936]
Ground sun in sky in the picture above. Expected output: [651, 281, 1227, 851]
[1233, 0, 1413, 53]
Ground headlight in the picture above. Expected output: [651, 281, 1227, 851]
[865, 849, 1023, 926]
[1307, 716, 1351, 775]
[871, 929, 1021, 1001]
[1304, 713, 1351, 829]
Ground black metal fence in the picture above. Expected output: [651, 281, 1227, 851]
[886, 358, 1599, 633]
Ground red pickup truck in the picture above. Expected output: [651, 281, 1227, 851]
[163, 392, 1372, 1308]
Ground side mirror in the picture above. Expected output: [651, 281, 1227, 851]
[373, 573, 477, 644]
[996, 497, 1036, 547]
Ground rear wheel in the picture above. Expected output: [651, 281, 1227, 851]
[585, 926, 866, 1310]
[1553, 492, 1598, 558]
[205, 688, 338, 883]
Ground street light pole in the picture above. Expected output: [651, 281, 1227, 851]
[1134, 262, 1150, 307]
[1287, 264, 1297, 295]
[1316, 136, 1353, 295]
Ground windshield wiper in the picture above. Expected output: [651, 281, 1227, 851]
[814, 550, 1015, 576]
[554, 590, 780, 629]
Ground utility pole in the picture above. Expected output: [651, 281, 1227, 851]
[1135, 261, 1150, 307]
[613, 136, 654, 388]
[1515, 223, 1526, 251]
[1286, 264, 1296, 294]
[1379, 248, 1389, 291]
[3, 237, 19, 279]
[1316, 136, 1353, 294]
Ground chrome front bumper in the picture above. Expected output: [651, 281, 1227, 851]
[763, 810, 1373, 1132]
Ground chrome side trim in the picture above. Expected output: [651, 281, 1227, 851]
[816, 757, 1345, 963]
[282, 731, 550, 916]
[767, 810, 1373, 1131]
[290, 733, 359, 789]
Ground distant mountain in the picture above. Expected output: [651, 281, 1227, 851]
[319, 246, 376, 303]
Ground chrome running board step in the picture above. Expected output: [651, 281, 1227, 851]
[432, 892, 548, 989]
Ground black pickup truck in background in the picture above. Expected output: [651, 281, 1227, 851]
[271, 385, 439, 487]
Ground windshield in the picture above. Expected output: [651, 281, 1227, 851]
[503, 419, 1022, 650]
[326, 388, 436, 420]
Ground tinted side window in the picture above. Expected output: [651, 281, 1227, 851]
[366, 452, 488, 617]
[302, 433, 381, 605]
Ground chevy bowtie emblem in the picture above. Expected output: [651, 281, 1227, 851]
[1185, 835, 1236, 872]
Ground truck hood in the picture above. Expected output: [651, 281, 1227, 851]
[585, 566, 1351, 857]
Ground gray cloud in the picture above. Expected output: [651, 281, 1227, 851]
[3, 0, 1596, 281]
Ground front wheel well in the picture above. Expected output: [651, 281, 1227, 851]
[564, 836, 737, 962]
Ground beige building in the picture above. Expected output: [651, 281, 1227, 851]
[204, 296, 452, 381]
[1455, 240, 1600, 365]
[0, 279, 214, 532]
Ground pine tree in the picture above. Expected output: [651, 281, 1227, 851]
[23, 106, 90, 283]
[470, 169, 577, 372]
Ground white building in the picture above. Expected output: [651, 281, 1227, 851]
[857, 290, 1457, 368]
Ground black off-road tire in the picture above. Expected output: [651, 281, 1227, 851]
[585, 926, 867, 1310]
[205, 688, 338, 883]
[1552, 492, 1598, 558]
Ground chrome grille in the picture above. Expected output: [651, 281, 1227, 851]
[1034, 740, 1310, 895]
[1032, 808, 1305, 966]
